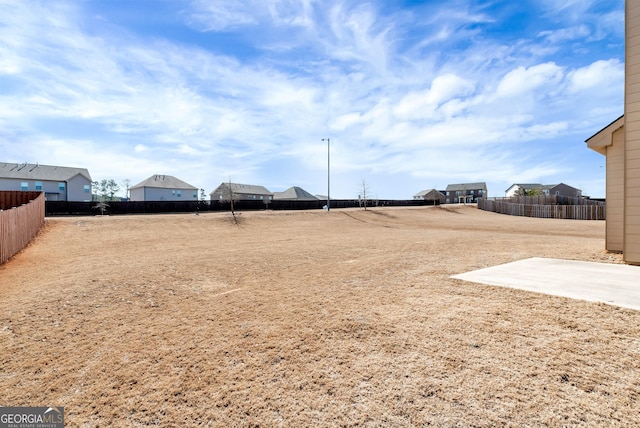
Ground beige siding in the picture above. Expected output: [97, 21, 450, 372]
[625, 2, 640, 265]
[607, 128, 625, 252]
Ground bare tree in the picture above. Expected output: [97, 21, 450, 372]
[122, 179, 131, 200]
[359, 179, 370, 210]
[93, 201, 109, 216]
[218, 179, 239, 224]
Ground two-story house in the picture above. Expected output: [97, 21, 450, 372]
[0, 162, 92, 201]
[445, 183, 487, 204]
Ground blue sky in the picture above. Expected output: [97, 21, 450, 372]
[0, 0, 624, 199]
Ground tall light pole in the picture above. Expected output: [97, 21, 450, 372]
[321, 138, 330, 211]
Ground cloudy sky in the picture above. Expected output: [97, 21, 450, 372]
[0, 0, 624, 199]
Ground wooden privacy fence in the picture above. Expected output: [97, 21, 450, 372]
[0, 191, 45, 264]
[478, 197, 605, 220]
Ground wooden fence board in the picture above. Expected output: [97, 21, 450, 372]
[0, 192, 45, 264]
[478, 198, 605, 220]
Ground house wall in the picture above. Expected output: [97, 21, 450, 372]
[445, 188, 486, 203]
[549, 184, 581, 198]
[130, 187, 198, 201]
[0, 177, 90, 201]
[607, 127, 625, 253]
[423, 190, 446, 203]
[67, 174, 92, 202]
[234, 192, 272, 202]
[625, 1, 640, 265]
[210, 188, 272, 203]
[505, 185, 520, 198]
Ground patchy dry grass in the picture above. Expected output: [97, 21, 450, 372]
[0, 205, 638, 427]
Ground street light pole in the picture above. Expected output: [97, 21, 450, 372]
[321, 138, 330, 211]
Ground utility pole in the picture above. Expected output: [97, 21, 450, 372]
[322, 138, 330, 211]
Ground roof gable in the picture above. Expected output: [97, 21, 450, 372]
[414, 188, 442, 197]
[131, 174, 197, 190]
[273, 186, 318, 200]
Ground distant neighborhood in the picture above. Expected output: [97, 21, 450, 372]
[1, 160, 588, 206]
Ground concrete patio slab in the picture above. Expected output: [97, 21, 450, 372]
[451, 257, 640, 311]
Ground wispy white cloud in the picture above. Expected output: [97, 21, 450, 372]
[0, 0, 624, 198]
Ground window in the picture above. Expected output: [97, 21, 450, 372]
[193, 191, 198, 199]
[58, 182, 65, 191]
[83, 184, 90, 193]
[260, 195, 264, 200]
[21, 182, 28, 191]
[35, 181, 42, 191]
[470, 190, 474, 195]
[176, 190, 181, 197]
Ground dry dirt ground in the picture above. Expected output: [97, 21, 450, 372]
[1, 205, 638, 427]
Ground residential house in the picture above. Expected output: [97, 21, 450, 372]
[413, 189, 446, 204]
[273, 186, 318, 201]
[505, 183, 582, 198]
[584, 4, 639, 265]
[210, 182, 273, 204]
[445, 183, 487, 204]
[130, 174, 199, 201]
[0, 162, 92, 201]
[541, 183, 582, 198]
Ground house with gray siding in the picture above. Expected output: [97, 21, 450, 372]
[541, 183, 582, 198]
[413, 189, 446, 203]
[445, 182, 487, 204]
[0, 162, 92, 201]
[210, 182, 273, 203]
[130, 175, 198, 201]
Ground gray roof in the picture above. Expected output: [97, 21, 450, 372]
[273, 186, 318, 200]
[0, 162, 91, 181]
[446, 182, 487, 191]
[131, 174, 197, 190]
[541, 183, 578, 191]
[210, 182, 272, 195]
[414, 188, 439, 197]
[414, 188, 445, 198]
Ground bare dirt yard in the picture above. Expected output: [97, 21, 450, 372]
[1, 205, 638, 427]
